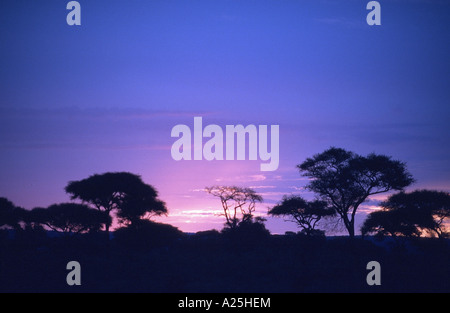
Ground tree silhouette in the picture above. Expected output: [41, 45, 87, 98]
[0, 197, 24, 230]
[114, 219, 183, 250]
[298, 147, 414, 238]
[362, 190, 450, 238]
[205, 186, 263, 229]
[269, 196, 335, 236]
[0, 197, 17, 228]
[65, 172, 167, 235]
[361, 209, 421, 238]
[221, 216, 271, 247]
[116, 184, 167, 227]
[30, 203, 109, 236]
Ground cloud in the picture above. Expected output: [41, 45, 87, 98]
[357, 205, 383, 215]
[288, 186, 304, 191]
[214, 174, 267, 183]
[191, 188, 208, 193]
[248, 185, 277, 189]
[0, 106, 214, 120]
[0, 106, 217, 151]
[171, 209, 224, 218]
[258, 191, 291, 198]
[248, 175, 267, 182]
[1, 142, 173, 151]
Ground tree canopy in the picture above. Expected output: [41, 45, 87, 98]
[269, 196, 335, 236]
[362, 190, 450, 238]
[205, 186, 263, 229]
[30, 203, 109, 235]
[298, 147, 414, 238]
[0, 197, 24, 230]
[65, 172, 167, 233]
[116, 183, 168, 227]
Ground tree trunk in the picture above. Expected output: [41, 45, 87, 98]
[341, 213, 355, 239]
[103, 210, 112, 240]
[348, 224, 355, 239]
[105, 223, 110, 240]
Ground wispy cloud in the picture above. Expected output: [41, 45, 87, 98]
[357, 205, 383, 215]
[0, 106, 214, 120]
[249, 185, 277, 189]
[170, 209, 224, 218]
[214, 174, 267, 183]
[0, 106, 216, 151]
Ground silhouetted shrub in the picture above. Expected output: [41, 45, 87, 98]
[192, 229, 221, 241]
[114, 220, 184, 250]
[298, 229, 326, 238]
[222, 219, 271, 248]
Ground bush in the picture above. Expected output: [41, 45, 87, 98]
[114, 220, 184, 250]
[298, 229, 326, 238]
[221, 219, 271, 248]
[191, 229, 221, 241]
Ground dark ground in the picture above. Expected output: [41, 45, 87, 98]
[0, 230, 449, 293]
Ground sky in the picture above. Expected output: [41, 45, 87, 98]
[1, 0, 449, 234]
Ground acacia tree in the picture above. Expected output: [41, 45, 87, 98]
[362, 190, 450, 238]
[269, 196, 335, 236]
[0, 197, 18, 229]
[65, 172, 167, 236]
[30, 203, 108, 236]
[298, 147, 414, 238]
[116, 183, 168, 227]
[360, 209, 421, 238]
[205, 186, 263, 229]
[0, 197, 24, 230]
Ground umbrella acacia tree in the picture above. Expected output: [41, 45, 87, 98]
[269, 196, 335, 236]
[362, 190, 450, 238]
[65, 172, 167, 236]
[298, 147, 414, 238]
[0, 197, 21, 230]
[205, 186, 263, 229]
[30, 203, 108, 236]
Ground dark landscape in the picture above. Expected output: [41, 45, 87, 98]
[1, 227, 449, 293]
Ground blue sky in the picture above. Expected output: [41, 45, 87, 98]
[1, 0, 449, 234]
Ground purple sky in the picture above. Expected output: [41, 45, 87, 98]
[1, 0, 449, 234]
